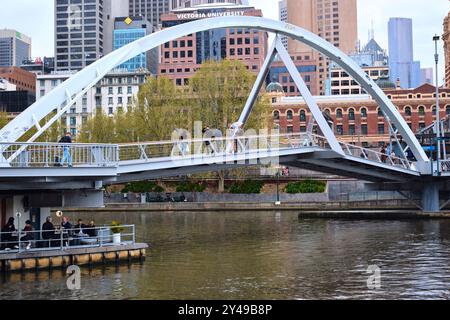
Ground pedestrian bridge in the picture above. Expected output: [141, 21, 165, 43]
[0, 133, 424, 189]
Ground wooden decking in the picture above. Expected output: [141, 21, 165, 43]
[0, 243, 148, 272]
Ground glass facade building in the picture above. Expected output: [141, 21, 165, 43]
[114, 29, 147, 71]
[0, 30, 32, 67]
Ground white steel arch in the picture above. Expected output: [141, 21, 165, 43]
[0, 16, 429, 163]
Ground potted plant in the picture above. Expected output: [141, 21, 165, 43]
[111, 221, 125, 244]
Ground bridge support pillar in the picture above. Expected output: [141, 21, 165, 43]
[422, 183, 440, 212]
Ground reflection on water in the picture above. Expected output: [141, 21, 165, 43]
[1, 211, 450, 300]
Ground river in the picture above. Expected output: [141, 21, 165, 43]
[1, 211, 449, 300]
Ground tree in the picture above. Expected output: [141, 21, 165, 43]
[0, 112, 9, 129]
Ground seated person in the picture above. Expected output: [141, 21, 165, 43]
[1, 217, 18, 250]
[20, 220, 34, 250]
[86, 220, 97, 238]
[74, 219, 88, 236]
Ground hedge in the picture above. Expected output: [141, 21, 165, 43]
[284, 180, 326, 194]
[229, 181, 264, 194]
[175, 181, 207, 192]
[121, 181, 165, 193]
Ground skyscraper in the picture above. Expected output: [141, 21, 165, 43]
[388, 17, 421, 89]
[55, 0, 105, 71]
[128, 0, 171, 30]
[279, 0, 288, 49]
[0, 29, 31, 67]
[170, 0, 248, 10]
[443, 11, 450, 88]
[276, 0, 357, 95]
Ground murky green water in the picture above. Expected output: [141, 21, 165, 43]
[1, 211, 450, 300]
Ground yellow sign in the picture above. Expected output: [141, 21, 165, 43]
[124, 17, 133, 25]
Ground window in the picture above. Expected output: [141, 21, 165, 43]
[337, 125, 343, 135]
[360, 108, 367, 118]
[273, 111, 280, 120]
[336, 109, 343, 118]
[287, 126, 293, 134]
[361, 124, 368, 135]
[378, 124, 385, 134]
[349, 125, 355, 135]
[446, 105, 450, 115]
[418, 106, 425, 116]
[348, 109, 355, 120]
[405, 106, 412, 116]
[287, 110, 293, 120]
[377, 108, 383, 117]
[300, 110, 306, 122]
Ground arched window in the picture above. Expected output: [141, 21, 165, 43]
[324, 109, 331, 116]
[287, 110, 293, 120]
[377, 108, 383, 117]
[348, 108, 355, 120]
[360, 107, 367, 118]
[418, 106, 425, 116]
[273, 110, 280, 120]
[404, 106, 412, 117]
[336, 109, 343, 119]
[432, 105, 436, 115]
[300, 110, 306, 122]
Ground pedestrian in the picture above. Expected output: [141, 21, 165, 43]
[59, 132, 73, 167]
[380, 146, 387, 163]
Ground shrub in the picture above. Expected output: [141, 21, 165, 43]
[284, 180, 326, 194]
[229, 181, 263, 194]
[110, 221, 125, 234]
[121, 181, 164, 193]
[176, 181, 207, 192]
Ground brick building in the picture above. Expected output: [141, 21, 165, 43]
[269, 83, 450, 147]
[0, 66, 36, 93]
[444, 10, 450, 88]
[158, 4, 268, 85]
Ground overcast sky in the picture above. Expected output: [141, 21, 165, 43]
[0, 0, 448, 81]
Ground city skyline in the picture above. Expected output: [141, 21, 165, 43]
[0, 0, 448, 83]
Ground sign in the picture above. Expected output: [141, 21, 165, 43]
[176, 10, 246, 21]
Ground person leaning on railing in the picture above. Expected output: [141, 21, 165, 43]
[20, 220, 34, 250]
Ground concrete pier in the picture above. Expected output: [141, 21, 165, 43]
[0, 243, 148, 273]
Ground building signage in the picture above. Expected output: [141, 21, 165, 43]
[176, 11, 246, 20]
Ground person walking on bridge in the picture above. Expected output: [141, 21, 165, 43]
[59, 132, 73, 167]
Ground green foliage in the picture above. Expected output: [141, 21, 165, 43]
[121, 181, 164, 193]
[111, 221, 125, 234]
[284, 180, 326, 194]
[229, 181, 263, 194]
[78, 59, 273, 144]
[175, 181, 207, 192]
[0, 112, 9, 129]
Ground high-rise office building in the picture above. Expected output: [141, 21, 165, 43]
[104, 0, 130, 55]
[129, 0, 171, 30]
[0, 29, 32, 67]
[421, 68, 434, 85]
[114, 16, 156, 73]
[159, 4, 267, 86]
[443, 11, 450, 88]
[170, 0, 248, 10]
[277, 0, 358, 95]
[279, 0, 288, 49]
[55, 0, 105, 71]
[388, 17, 421, 89]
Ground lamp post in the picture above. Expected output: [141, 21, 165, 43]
[275, 166, 281, 206]
[433, 35, 441, 175]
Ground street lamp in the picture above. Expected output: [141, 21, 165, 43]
[433, 35, 441, 175]
[275, 166, 281, 206]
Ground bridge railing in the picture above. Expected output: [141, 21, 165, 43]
[338, 141, 415, 170]
[117, 133, 324, 162]
[0, 143, 119, 168]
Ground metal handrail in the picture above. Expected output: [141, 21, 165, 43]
[0, 224, 136, 254]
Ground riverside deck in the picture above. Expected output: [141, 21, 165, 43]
[0, 224, 148, 272]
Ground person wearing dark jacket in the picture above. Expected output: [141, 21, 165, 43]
[1, 217, 18, 250]
[74, 219, 88, 235]
[59, 132, 73, 167]
[20, 220, 34, 250]
[41, 216, 56, 247]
